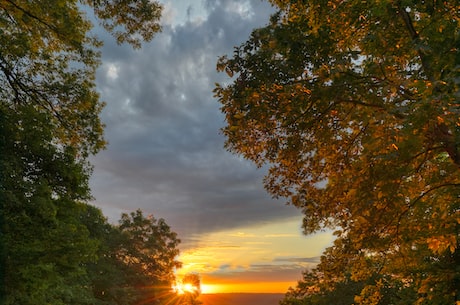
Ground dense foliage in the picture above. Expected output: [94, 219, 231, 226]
[178, 273, 202, 305]
[83, 208, 181, 305]
[215, 0, 460, 304]
[0, 1, 182, 304]
[1, 104, 99, 304]
[0, 0, 162, 157]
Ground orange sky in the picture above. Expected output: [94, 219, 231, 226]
[200, 281, 296, 294]
[174, 217, 334, 294]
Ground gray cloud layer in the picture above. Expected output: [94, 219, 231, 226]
[89, 0, 300, 245]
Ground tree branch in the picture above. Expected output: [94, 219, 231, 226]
[4, 0, 58, 34]
[397, 2, 434, 81]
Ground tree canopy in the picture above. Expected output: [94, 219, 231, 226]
[0, 0, 162, 156]
[83, 208, 182, 305]
[0, 1, 183, 304]
[215, 0, 460, 303]
[176, 273, 202, 305]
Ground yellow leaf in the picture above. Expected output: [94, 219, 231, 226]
[427, 237, 441, 252]
[427, 235, 457, 254]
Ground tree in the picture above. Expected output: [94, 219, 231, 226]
[78, 204, 125, 305]
[0, 0, 163, 156]
[182, 273, 201, 294]
[115, 210, 182, 305]
[215, 1, 460, 303]
[1, 1, 163, 304]
[81, 208, 182, 305]
[176, 273, 202, 305]
[0, 104, 100, 305]
[281, 236, 419, 305]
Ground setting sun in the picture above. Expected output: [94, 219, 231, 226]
[172, 282, 199, 295]
[174, 219, 333, 294]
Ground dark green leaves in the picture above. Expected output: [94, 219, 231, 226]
[0, 2, 175, 304]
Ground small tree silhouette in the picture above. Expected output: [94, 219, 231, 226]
[178, 273, 202, 305]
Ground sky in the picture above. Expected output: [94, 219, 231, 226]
[89, 0, 334, 294]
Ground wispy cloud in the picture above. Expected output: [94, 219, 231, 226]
[264, 234, 299, 238]
[273, 257, 321, 264]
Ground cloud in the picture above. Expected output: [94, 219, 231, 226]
[89, 0, 299, 243]
[223, 257, 319, 280]
[229, 232, 258, 238]
[204, 263, 307, 283]
[264, 234, 299, 238]
[273, 257, 321, 264]
[201, 257, 319, 286]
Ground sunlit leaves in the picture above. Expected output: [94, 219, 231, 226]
[216, 0, 460, 303]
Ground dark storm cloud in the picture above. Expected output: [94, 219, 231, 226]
[89, 0, 299, 243]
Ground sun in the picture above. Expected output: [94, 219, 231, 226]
[172, 282, 199, 295]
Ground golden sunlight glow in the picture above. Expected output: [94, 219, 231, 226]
[175, 218, 334, 294]
[172, 282, 199, 295]
[176, 280, 296, 294]
[200, 284, 219, 294]
[205, 281, 297, 293]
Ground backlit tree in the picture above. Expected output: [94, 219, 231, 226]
[215, 1, 460, 303]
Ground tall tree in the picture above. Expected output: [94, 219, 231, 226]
[215, 0, 460, 303]
[1, 1, 163, 304]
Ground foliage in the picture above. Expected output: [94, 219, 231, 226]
[0, 1, 167, 304]
[116, 210, 182, 303]
[0, 0, 163, 157]
[178, 273, 202, 305]
[82, 208, 182, 305]
[1, 106, 183, 305]
[215, 0, 460, 303]
[1, 103, 99, 305]
[85, 0, 162, 48]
